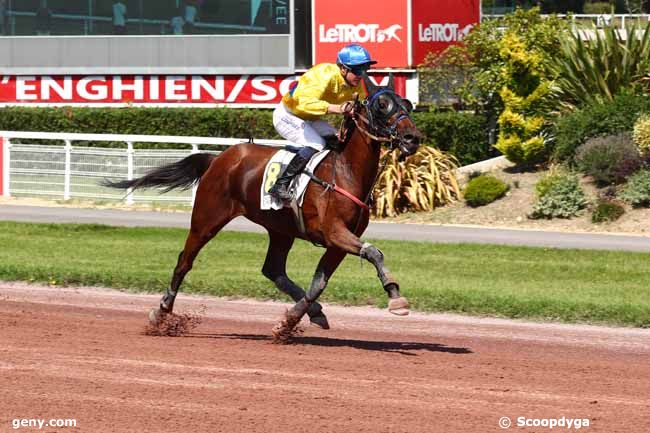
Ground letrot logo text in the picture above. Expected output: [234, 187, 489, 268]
[319, 24, 403, 43]
[417, 23, 474, 42]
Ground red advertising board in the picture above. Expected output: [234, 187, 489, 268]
[0, 74, 410, 106]
[312, 0, 409, 68]
[0, 75, 297, 106]
[411, 0, 481, 65]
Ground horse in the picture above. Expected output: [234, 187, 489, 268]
[104, 74, 422, 339]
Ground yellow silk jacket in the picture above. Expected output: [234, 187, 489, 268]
[282, 63, 367, 121]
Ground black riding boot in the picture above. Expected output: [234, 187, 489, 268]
[269, 146, 318, 201]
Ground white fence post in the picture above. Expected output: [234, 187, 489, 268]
[191, 144, 198, 207]
[126, 141, 134, 205]
[2, 137, 10, 198]
[63, 140, 72, 200]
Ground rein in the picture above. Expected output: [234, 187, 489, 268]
[352, 114, 393, 143]
[348, 111, 398, 235]
[349, 107, 403, 208]
[309, 96, 408, 217]
[302, 110, 395, 214]
[313, 106, 402, 214]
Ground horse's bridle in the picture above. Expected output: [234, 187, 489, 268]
[351, 89, 415, 154]
[322, 87, 418, 218]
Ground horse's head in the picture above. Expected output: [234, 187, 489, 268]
[352, 74, 421, 160]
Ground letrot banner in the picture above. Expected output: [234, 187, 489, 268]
[312, 0, 409, 68]
[411, 0, 481, 65]
[0, 74, 410, 106]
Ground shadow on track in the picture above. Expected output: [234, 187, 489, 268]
[184, 332, 473, 356]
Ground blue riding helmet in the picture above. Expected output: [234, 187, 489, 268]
[336, 44, 378, 68]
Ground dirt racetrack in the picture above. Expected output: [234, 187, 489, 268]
[1, 282, 649, 433]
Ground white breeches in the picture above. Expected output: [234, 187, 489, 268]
[272, 102, 337, 151]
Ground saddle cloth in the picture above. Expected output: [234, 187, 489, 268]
[260, 148, 330, 210]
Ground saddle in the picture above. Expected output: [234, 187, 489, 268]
[260, 147, 330, 211]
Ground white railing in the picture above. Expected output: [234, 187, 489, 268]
[0, 131, 289, 205]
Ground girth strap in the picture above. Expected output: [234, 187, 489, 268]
[303, 171, 370, 211]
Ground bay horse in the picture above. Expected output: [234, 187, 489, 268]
[105, 74, 422, 339]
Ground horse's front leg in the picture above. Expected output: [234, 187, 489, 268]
[272, 248, 345, 340]
[360, 242, 409, 315]
[330, 225, 409, 315]
[272, 224, 410, 340]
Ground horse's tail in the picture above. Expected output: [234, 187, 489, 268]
[102, 153, 217, 193]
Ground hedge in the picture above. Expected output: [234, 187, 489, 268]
[412, 110, 493, 165]
[0, 107, 279, 141]
[0, 107, 491, 165]
[553, 93, 650, 162]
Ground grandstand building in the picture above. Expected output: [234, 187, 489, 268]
[0, 0, 481, 107]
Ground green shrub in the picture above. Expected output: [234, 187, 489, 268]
[493, 32, 555, 167]
[534, 166, 572, 197]
[530, 172, 588, 218]
[412, 111, 491, 165]
[575, 134, 641, 185]
[463, 175, 509, 207]
[553, 93, 650, 161]
[591, 200, 625, 223]
[633, 114, 650, 153]
[620, 169, 650, 207]
[550, 23, 650, 111]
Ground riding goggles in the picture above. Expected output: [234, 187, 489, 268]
[348, 65, 370, 76]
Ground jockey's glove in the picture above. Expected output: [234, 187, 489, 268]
[340, 101, 355, 114]
[328, 101, 354, 115]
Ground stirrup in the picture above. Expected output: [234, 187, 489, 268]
[269, 181, 293, 202]
[272, 188, 293, 202]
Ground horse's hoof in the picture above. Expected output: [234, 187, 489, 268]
[148, 308, 165, 325]
[309, 312, 330, 330]
[388, 297, 410, 316]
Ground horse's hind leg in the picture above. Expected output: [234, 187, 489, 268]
[149, 199, 238, 325]
[262, 230, 329, 329]
[149, 228, 216, 324]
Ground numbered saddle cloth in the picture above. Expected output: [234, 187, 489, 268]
[260, 148, 330, 210]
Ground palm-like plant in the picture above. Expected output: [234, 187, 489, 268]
[551, 23, 650, 110]
[372, 147, 460, 217]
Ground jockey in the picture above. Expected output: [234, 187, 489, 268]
[269, 43, 376, 202]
